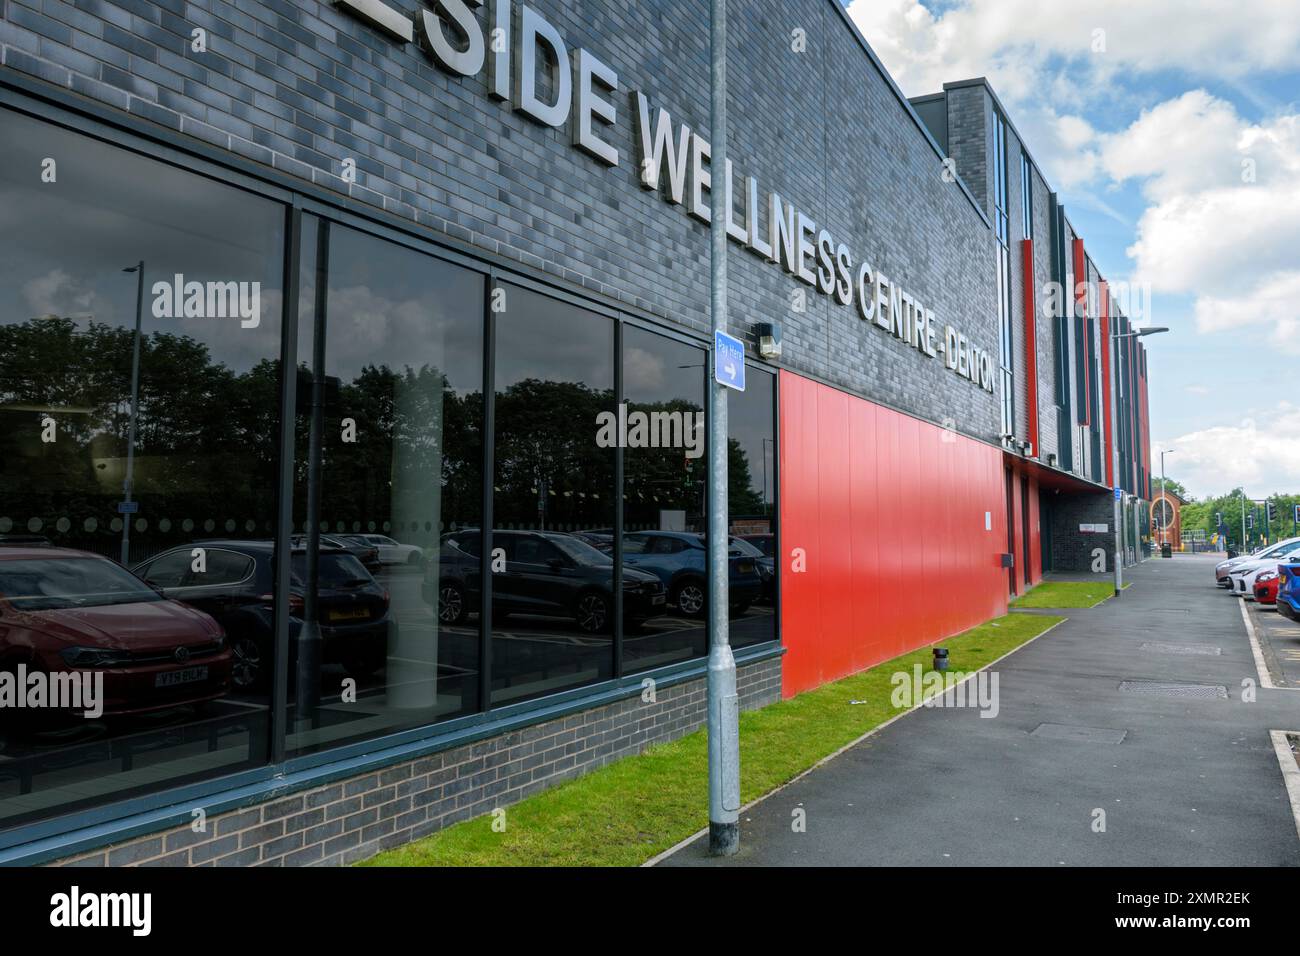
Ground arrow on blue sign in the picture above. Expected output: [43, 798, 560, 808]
[714, 330, 745, 392]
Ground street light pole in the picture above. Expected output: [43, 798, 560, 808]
[705, 0, 739, 857]
[1109, 324, 1122, 595]
[120, 261, 145, 566]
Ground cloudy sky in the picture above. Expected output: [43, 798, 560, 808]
[844, 0, 1300, 500]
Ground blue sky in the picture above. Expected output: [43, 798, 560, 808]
[844, 0, 1300, 500]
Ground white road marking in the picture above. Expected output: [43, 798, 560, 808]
[1240, 598, 1279, 690]
[1268, 730, 1300, 843]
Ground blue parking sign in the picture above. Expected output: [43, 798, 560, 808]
[714, 330, 745, 392]
[1114, 486, 1122, 501]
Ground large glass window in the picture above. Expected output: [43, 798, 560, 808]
[0, 108, 283, 830]
[728, 367, 778, 649]
[621, 327, 707, 671]
[288, 219, 484, 756]
[491, 285, 615, 704]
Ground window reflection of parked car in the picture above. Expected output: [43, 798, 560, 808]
[623, 531, 762, 618]
[572, 530, 614, 555]
[423, 530, 665, 633]
[739, 533, 775, 557]
[729, 536, 775, 604]
[293, 533, 380, 571]
[360, 534, 424, 567]
[133, 540, 391, 691]
[0, 547, 232, 720]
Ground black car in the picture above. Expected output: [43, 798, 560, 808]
[422, 529, 665, 633]
[133, 540, 392, 690]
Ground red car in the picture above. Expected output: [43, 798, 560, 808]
[1254, 568, 1282, 605]
[0, 548, 232, 719]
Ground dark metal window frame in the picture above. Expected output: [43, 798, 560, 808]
[0, 75, 783, 857]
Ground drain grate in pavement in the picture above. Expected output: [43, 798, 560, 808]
[1140, 641, 1222, 656]
[1030, 723, 1128, 744]
[1118, 680, 1228, 699]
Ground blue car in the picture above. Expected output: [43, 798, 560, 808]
[1277, 562, 1300, 622]
[622, 531, 763, 617]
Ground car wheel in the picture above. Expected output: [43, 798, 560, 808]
[438, 582, 466, 625]
[575, 592, 610, 633]
[230, 636, 265, 691]
[673, 579, 706, 618]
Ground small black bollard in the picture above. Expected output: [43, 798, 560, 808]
[932, 647, 949, 672]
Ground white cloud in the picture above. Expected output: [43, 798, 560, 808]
[847, 2, 1300, 343]
[1105, 97, 1300, 338]
[1159, 404, 1300, 498]
[845, 0, 1300, 96]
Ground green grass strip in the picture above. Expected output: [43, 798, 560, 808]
[1010, 580, 1121, 608]
[363, 612, 1064, 867]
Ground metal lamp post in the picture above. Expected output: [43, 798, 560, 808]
[120, 261, 145, 566]
[705, 0, 740, 857]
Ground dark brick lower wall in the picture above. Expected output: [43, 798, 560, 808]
[48, 655, 782, 867]
[1048, 491, 1124, 572]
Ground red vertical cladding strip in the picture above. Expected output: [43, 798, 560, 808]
[816, 385, 854, 683]
[1028, 476, 1042, 582]
[778, 370, 820, 697]
[1099, 280, 1114, 487]
[918, 420, 943, 645]
[848, 399, 880, 675]
[1072, 238, 1090, 426]
[1128, 335, 1139, 490]
[1020, 240, 1039, 455]
[879, 406, 904, 660]
[1140, 349, 1152, 496]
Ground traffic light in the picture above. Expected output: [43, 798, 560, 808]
[1246, 513, 1254, 530]
[1267, 501, 1277, 523]
[1215, 511, 1222, 527]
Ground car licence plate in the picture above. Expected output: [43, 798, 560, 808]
[329, 607, 372, 622]
[155, 666, 208, 688]
[737, 561, 754, 573]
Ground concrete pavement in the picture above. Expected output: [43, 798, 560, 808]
[660, 554, 1300, 866]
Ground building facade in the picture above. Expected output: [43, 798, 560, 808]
[0, 0, 1151, 866]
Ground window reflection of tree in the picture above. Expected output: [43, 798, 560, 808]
[0, 316, 278, 559]
[493, 378, 614, 530]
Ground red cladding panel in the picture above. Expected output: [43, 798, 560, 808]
[778, 371, 1010, 697]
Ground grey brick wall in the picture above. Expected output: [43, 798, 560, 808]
[0, 0, 1000, 442]
[1047, 491, 1115, 572]
[47, 653, 782, 866]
